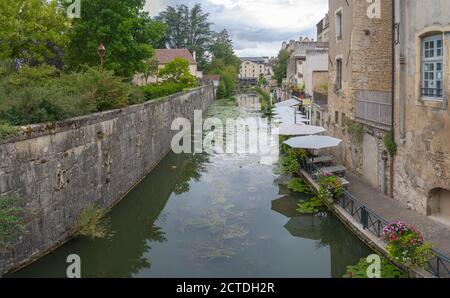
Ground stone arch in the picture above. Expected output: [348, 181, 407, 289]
[428, 188, 450, 219]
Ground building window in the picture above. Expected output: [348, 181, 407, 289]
[335, 111, 339, 125]
[335, 9, 343, 41]
[421, 34, 443, 99]
[341, 113, 346, 126]
[336, 58, 343, 91]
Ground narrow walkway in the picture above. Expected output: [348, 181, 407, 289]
[346, 171, 450, 257]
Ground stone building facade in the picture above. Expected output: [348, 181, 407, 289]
[393, 0, 450, 219]
[324, 0, 394, 193]
[317, 13, 330, 43]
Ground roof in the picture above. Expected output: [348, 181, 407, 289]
[202, 74, 220, 81]
[240, 57, 266, 63]
[155, 49, 197, 65]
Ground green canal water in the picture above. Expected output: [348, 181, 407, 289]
[10, 94, 371, 278]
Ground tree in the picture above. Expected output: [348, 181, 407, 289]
[273, 49, 290, 85]
[216, 78, 227, 99]
[209, 30, 240, 69]
[64, 0, 166, 78]
[157, 4, 213, 69]
[158, 58, 197, 88]
[0, 0, 68, 68]
[141, 56, 159, 84]
[205, 30, 240, 99]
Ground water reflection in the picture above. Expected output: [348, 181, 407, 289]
[10, 95, 371, 278]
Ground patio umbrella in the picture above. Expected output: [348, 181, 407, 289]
[275, 98, 301, 108]
[278, 124, 326, 136]
[272, 106, 294, 115]
[283, 135, 342, 150]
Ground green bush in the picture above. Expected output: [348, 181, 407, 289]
[128, 85, 146, 105]
[344, 257, 407, 278]
[0, 66, 140, 126]
[158, 58, 198, 88]
[288, 178, 313, 194]
[141, 82, 185, 100]
[0, 121, 19, 140]
[0, 195, 26, 249]
[58, 68, 131, 112]
[0, 86, 80, 125]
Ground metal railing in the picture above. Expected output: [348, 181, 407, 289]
[298, 161, 450, 278]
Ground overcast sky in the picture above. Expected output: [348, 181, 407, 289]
[144, 0, 328, 57]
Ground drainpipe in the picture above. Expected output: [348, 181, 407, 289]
[399, 0, 406, 142]
[389, 0, 396, 198]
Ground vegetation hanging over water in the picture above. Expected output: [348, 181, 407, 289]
[344, 256, 407, 278]
[73, 205, 113, 240]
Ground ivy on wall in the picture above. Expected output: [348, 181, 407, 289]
[384, 133, 397, 156]
[346, 120, 364, 144]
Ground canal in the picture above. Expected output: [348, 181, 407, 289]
[10, 94, 371, 278]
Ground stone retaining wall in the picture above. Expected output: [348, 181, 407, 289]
[0, 86, 215, 275]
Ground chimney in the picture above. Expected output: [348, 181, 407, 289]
[193, 50, 197, 61]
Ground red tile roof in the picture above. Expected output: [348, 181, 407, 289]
[155, 49, 197, 65]
[202, 74, 220, 81]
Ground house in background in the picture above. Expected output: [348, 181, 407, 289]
[281, 37, 328, 90]
[316, 13, 330, 43]
[239, 57, 266, 80]
[133, 48, 202, 86]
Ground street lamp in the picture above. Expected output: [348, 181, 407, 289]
[98, 43, 106, 70]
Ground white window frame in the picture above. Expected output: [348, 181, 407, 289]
[335, 8, 343, 42]
[421, 34, 444, 100]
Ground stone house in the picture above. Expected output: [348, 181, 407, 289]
[393, 0, 450, 220]
[133, 48, 201, 86]
[317, 13, 330, 43]
[283, 37, 329, 88]
[239, 57, 273, 81]
[319, 0, 450, 222]
[322, 0, 394, 194]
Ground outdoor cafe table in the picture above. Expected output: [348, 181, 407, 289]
[307, 155, 333, 165]
[320, 165, 346, 177]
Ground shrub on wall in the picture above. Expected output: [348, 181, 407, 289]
[141, 82, 185, 100]
[346, 120, 364, 144]
[383, 133, 397, 156]
[0, 196, 25, 250]
[0, 66, 139, 126]
[73, 205, 113, 240]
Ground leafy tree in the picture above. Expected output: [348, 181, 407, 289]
[158, 58, 197, 88]
[273, 49, 290, 85]
[157, 4, 213, 69]
[205, 30, 240, 99]
[141, 56, 160, 84]
[0, 0, 68, 67]
[209, 30, 240, 68]
[216, 78, 227, 99]
[64, 0, 166, 78]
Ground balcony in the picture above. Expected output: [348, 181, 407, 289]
[356, 90, 392, 129]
